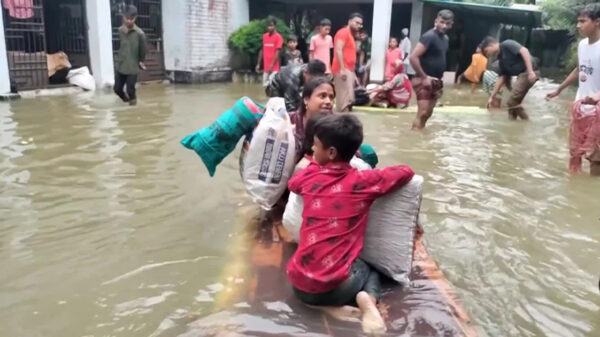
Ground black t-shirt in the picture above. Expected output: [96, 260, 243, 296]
[418, 29, 449, 79]
[498, 39, 538, 76]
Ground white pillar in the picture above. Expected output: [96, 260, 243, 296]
[409, 1, 424, 49]
[369, 0, 393, 83]
[0, 11, 11, 94]
[86, 0, 115, 89]
[163, 0, 188, 72]
[230, 0, 249, 30]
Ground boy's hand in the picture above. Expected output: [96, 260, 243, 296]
[139, 62, 147, 70]
[255, 64, 261, 73]
[487, 95, 496, 108]
[545, 89, 561, 101]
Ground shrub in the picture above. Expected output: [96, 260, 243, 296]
[229, 17, 291, 56]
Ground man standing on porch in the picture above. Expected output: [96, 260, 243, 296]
[114, 5, 146, 106]
[332, 13, 363, 112]
[409, 9, 454, 130]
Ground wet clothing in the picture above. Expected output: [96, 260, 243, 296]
[114, 72, 138, 102]
[262, 32, 284, 72]
[385, 47, 404, 81]
[310, 34, 333, 74]
[569, 101, 600, 172]
[411, 76, 443, 101]
[332, 27, 357, 74]
[333, 69, 355, 111]
[483, 70, 499, 95]
[293, 258, 382, 305]
[282, 48, 303, 66]
[417, 29, 449, 79]
[266, 64, 306, 113]
[463, 53, 488, 83]
[370, 74, 412, 107]
[498, 40, 537, 77]
[286, 159, 414, 293]
[506, 71, 540, 118]
[576, 38, 600, 115]
[116, 25, 146, 75]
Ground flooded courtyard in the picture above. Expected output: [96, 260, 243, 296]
[1, 82, 599, 337]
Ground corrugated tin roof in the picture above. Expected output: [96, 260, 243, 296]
[421, 0, 542, 27]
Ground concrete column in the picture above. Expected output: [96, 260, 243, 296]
[409, 0, 424, 50]
[369, 0, 393, 83]
[230, 0, 249, 30]
[0, 10, 11, 94]
[86, 0, 115, 89]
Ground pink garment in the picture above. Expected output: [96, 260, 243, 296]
[310, 34, 333, 74]
[3, 0, 34, 19]
[569, 100, 600, 173]
[385, 47, 403, 81]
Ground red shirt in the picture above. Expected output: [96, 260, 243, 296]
[286, 160, 415, 293]
[262, 32, 284, 72]
[331, 27, 357, 74]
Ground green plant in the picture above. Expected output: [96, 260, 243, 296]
[228, 17, 291, 56]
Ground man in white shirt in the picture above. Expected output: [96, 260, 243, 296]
[399, 28, 414, 76]
[547, 3, 600, 175]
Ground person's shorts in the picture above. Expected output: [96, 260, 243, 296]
[507, 71, 540, 107]
[411, 77, 443, 101]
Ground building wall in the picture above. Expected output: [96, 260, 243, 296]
[0, 9, 10, 94]
[163, 0, 249, 78]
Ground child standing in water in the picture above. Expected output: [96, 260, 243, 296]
[547, 4, 600, 175]
[286, 114, 414, 333]
[114, 5, 146, 106]
[456, 47, 488, 93]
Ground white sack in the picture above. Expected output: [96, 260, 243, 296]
[67, 66, 96, 91]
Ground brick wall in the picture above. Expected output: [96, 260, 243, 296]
[187, 0, 231, 70]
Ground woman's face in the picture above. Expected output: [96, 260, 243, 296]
[304, 83, 334, 119]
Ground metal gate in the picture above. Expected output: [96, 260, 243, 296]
[111, 0, 164, 82]
[2, 0, 48, 90]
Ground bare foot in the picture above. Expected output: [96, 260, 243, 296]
[307, 305, 361, 323]
[356, 291, 386, 334]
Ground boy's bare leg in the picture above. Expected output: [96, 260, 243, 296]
[356, 291, 386, 333]
[412, 99, 436, 130]
[307, 305, 361, 323]
[590, 161, 600, 176]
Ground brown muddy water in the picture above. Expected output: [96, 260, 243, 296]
[1, 82, 599, 337]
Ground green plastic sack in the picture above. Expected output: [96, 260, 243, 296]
[359, 144, 378, 168]
[181, 97, 263, 176]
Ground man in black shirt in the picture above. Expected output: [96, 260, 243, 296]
[409, 9, 454, 130]
[266, 59, 326, 112]
[480, 37, 539, 120]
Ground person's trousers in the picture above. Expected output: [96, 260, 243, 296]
[114, 72, 138, 102]
[293, 258, 382, 306]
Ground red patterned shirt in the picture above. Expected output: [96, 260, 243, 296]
[286, 160, 414, 293]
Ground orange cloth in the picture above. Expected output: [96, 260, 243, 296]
[463, 53, 487, 83]
[331, 27, 356, 74]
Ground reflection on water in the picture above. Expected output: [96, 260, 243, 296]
[1, 82, 600, 337]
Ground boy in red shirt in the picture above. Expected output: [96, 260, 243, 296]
[256, 18, 283, 87]
[287, 114, 414, 333]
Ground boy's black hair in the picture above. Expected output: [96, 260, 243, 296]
[313, 114, 363, 162]
[479, 36, 498, 50]
[437, 9, 454, 21]
[302, 112, 330, 156]
[320, 18, 332, 26]
[579, 3, 600, 20]
[306, 59, 326, 76]
[349, 12, 363, 21]
[288, 34, 298, 42]
[267, 17, 277, 26]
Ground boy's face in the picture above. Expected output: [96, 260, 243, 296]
[360, 32, 368, 41]
[320, 25, 331, 36]
[483, 43, 500, 57]
[312, 136, 336, 166]
[288, 40, 297, 50]
[123, 15, 136, 29]
[267, 23, 276, 33]
[389, 38, 398, 49]
[577, 15, 599, 37]
[434, 17, 453, 34]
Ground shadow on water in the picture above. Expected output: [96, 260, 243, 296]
[1, 82, 600, 337]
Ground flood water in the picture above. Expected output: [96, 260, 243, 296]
[1, 82, 599, 337]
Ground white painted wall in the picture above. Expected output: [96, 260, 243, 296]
[230, 0, 249, 30]
[0, 11, 10, 94]
[86, 0, 115, 88]
[370, 0, 393, 83]
[163, 0, 189, 71]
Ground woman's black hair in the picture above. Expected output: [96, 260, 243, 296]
[299, 76, 336, 115]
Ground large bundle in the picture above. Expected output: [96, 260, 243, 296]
[181, 97, 263, 176]
[241, 98, 296, 210]
[283, 170, 423, 286]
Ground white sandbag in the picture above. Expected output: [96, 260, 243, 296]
[242, 97, 296, 210]
[362, 174, 423, 286]
[282, 171, 423, 286]
[282, 157, 372, 242]
[67, 66, 96, 91]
